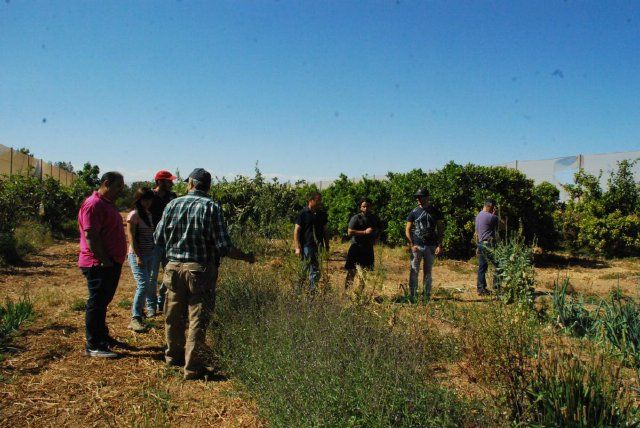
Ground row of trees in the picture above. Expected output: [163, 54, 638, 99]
[1, 157, 638, 260]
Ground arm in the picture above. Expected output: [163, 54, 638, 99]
[405, 221, 417, 251]
[293, 224, 302, 256]
[212, 205, 254, 263]
[435, 219, 445, 256]
[348, 228, 374, 236]
[125, 220, 143, 265]
[323, 225, 330, 252]
[85, 229, 113, 267]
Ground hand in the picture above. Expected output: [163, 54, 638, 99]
[411, 245, 419, 252]
[364, 227, 374, 235]
[476, 248, 480, 257]
[295, 247, 301, 256]
[435, 246, 442, 256]
[136, 256, 143, 267]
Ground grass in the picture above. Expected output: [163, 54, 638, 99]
[210, 264, 480, 427]
[70, 298, 86, 311]
[0, 294, 35, 346]
[117, 298, 132, 309]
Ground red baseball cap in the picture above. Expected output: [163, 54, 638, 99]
[154, 170, 177, 181]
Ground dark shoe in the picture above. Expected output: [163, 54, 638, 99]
[184, 371, 204, 381]
[166, 358, 184, 368]
[477, 289, 490, 296]
[85, 348, 118, 358]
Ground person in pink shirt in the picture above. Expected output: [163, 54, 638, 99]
[78, 172, 127, 358]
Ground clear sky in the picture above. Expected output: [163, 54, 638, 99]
[1, 1, 638, 183]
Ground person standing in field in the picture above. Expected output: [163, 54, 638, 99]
[154, 168, 255, 380]
[475, 199, 502, 295]
[405, 188, 444, 302]
[293, 191, 330, 292]
[344, 198, 380, 290]
[125, 188, 156, 332]
[77, 172, 127, 358]
[148, 170, 178, 315]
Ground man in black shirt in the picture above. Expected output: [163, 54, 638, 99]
[293, 191, 329, 291]
[149, 170, 178, 315]
[344, 198, 379, 289]
[405, 188, 444, 301]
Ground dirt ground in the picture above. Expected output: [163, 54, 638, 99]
[0, 239, 638, 426]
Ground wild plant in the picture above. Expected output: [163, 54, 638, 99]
[490, 231, 535, 307]
[551, 277, 595, 336]
[525, 349, 639, 426]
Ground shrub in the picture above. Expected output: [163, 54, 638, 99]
[211, 265, 481, 427]
[461, 301, 540, 420]
[491, 232, 535, 306]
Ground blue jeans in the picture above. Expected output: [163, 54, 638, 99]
[129, 253, 154, 318]
[477, 242, 499, 292]
[302, 246, 320, 291]
[149, 245, 166, 311]
[80, 263, 122, 350]
[409, 245, 437, 300]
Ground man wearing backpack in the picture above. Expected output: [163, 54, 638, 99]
[405, 188, 444, 302]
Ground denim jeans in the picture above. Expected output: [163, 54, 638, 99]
[302, 246, 320, 291]
[148, 245, 166, 311]
[477, 242, 499, 292]
[80, 263, 122, 350]
[409, 245, 437, 300]
[128, 253, 154, 318]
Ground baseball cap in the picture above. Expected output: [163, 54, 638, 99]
[154, 170, 177, 181]
[414, 188, 429, 197]
[185, 168, 212, 186]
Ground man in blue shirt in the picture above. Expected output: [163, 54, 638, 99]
[475, 199, 501, 295]
[405, 188, 444, 302]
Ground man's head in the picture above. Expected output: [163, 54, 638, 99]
[414, 188, 429, 206]
[483, 199, 497, 213]
[99, 172, 125, 201]
[154, 170, 177, 192]
[307, 191, 322, 212]
[186, 168, 212, 192]
[357, 197, 372, 215]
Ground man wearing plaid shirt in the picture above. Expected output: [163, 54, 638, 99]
[154, 168, 255, 380]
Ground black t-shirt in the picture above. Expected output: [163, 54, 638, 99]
[348, 213, 379, 247]
[150, 190, 177, 229]
[295, 207, 328, 248]
[406, 205, 443, 246]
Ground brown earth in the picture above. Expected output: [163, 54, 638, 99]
[1, 239, 638, 426]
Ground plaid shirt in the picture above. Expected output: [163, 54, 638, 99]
[154, 190, 233, 263]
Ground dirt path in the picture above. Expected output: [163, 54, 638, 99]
[0, 240, 260, 427]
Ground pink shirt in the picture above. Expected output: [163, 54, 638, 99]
[77, 191, 127, 267]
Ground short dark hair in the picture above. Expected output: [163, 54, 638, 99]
[357, 197, 372, 208]
[484, 199, 496, 208]
[100, 172, 123, 187]
[307, 191, 321, 202]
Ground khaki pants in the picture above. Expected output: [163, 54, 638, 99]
[163, 260, 217, 378]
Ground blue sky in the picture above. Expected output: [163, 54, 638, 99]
[1, 1, 638, 182]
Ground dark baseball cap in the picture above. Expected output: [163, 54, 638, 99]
[185, 168, 212, 185]
[414, 188, 429, 197]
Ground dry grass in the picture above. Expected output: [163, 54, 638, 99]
[1, 239, 639, 426]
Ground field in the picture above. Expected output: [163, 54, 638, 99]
[1, 237, 639, 426]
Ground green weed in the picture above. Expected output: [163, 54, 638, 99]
[70, 298, 86, 311]
[211, 265, 481, 427]
[0, 294, 35, 345]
